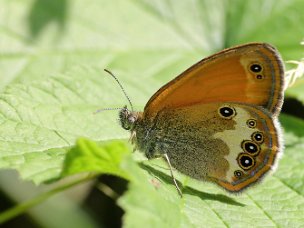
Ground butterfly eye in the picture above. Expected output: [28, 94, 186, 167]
[234, 170, 244, 178]
[250, 63, 262, 73]
[218, 106, 236, 119]
[128, 116, 136, 123]
[237, 153, 255, 170]
[246, 119, 257, 128]
[252, 132, 264, 143]
[241, 140, 260, 156]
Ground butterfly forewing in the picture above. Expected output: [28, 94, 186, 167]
[144, 43, 284, 119]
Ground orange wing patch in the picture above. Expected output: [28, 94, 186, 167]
[144, 43, 284, 118]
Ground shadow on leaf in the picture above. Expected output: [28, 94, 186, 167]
[139, 163, 245, 207]
[27, 0, 68, 39]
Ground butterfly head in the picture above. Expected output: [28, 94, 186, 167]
[102, 69, 140, 131]
[119, 105, 139, 130]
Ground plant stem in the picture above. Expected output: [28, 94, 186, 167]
[0, 174, 97, 224]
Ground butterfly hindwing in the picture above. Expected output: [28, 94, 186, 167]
[149, 102, 282, 192]
[212, 103, 282, 192]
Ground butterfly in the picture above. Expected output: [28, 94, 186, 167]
[112, 43, 284, 195]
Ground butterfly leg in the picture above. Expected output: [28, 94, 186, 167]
[163, 153, 183, 197]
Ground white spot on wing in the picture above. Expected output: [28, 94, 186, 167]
[213, 107, 256, 182]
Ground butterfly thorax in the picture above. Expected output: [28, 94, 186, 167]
[119, 106, 165, 158]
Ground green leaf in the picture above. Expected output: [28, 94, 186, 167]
[278, 114, 304, 195]
[62, 139, 131, 179]
[1, 0, 304, 227]
[0, 67, 130, 183]
[61, 139, 194, 227]
[59, 134, 304, 227]
[1, 0, 304, 184]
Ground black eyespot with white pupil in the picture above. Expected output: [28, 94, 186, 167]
[234, 170, 243, 178]
[252, 132, 264, 143]
[250, 64, 262, 73]
[243, 141, 259, 154]
[242, 156, 252, 166]
[219, 106, 236, 119]
[255, 134, 262, 140]
[237, 153, 255, 170]
[247, 119, 257, 128]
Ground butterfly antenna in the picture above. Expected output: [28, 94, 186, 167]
[93, 107, 123, 114]
[104, 69, 134, 111]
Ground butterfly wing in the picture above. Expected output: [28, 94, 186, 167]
[144, 43, 284, 118]
[212, 103, 282, 192]
[159, 102, 282, 192]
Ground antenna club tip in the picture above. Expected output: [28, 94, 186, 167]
[104, 69, 115, 77]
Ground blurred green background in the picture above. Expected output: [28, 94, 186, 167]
[1, 0, 304, 227]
